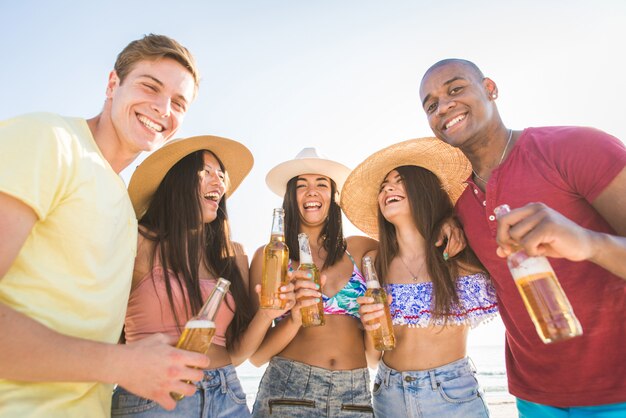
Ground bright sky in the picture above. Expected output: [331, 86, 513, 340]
[2, 1, 625, 345]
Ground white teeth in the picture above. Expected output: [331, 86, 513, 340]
[304, 202, 321, 208]
[385, 196, 402, 205]
[138, 115, 164, 132]
[204, 192, 220, 201]
[445, 114, 465, 129]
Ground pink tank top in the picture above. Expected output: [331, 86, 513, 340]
[124, 266, 235, 347]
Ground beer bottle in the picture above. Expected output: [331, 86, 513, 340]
[171, 277, 230, 400]
[494, 204, 582, 343]
[297, 233, 325, 327]
[363, 256, 395, 351]
[260, 208, 290, 309]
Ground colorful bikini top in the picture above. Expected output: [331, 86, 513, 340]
[279, 251, 366, 321]
[386, 272, 498, 328]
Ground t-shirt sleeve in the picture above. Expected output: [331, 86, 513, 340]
[0, 114, 73, 220]
[540, 127, 626, 202]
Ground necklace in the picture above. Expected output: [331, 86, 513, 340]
[472, 129, 513, 184]
[399, 256, 422, 282]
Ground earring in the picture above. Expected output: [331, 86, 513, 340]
[491, 93, 497, 99]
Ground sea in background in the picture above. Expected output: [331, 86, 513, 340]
[235, 316, 516, 412]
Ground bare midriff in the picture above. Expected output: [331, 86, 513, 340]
[278, 315, 367, 370]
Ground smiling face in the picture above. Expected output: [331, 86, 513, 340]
[106, 58, 195, 156]
[419, 60, 498, 150]
[198, 151, 226, 224]
[295, 174, 332, 228]
[378, 169, 411, 224]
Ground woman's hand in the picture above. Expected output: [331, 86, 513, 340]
[357, 294, 391, 331]
[254, 281, 296, 321]
[436, 217, 466, 259]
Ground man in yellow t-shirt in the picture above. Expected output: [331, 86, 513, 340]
[0, 34, 210, 418]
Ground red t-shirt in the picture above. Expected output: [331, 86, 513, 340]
[456, 126, 626, 407]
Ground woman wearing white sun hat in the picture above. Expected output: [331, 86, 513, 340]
[249, 147, 378, 417]
[341, 137, 498, 418]
[111, 135, 290, 418]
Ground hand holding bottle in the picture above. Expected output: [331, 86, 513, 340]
[254, 281, 297, 321]
[495, 202, 596, 261]
[356, 294, 392, 332]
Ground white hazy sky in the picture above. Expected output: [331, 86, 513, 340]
[2, 0, 625, 345]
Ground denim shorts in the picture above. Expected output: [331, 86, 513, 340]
[517, 398, 626, 417]
[372, 357, 489, 418]
[111, 364, 250, 418]
[251, 356, 373, 417]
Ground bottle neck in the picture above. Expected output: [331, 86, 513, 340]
[196, 285, 228, 322]
[270, 212, 285, 237]
[363, 260, 381, 289]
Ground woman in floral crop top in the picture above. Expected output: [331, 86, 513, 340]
[341, 138, 498, 418]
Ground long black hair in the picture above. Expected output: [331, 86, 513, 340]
[282, 176, 346, 269]
[376, 165, 484, 320]
[139, 150, 253, 349]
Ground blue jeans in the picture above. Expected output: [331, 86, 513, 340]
[517, 398, 626, 417]
[251, 356, 373, 417]
[111, 365, 250, 418]
[372, 357, 489, 418]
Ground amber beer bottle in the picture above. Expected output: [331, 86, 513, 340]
[260, 208, 290, 309]
[297, 233, 325, 327]
[362, 256, 395, 350]
[494, 204, 582, 343]
[170, 278, 230, 401]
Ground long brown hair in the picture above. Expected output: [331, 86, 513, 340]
[283, 176, 346, 269]
[376, 165, 483, 320]
[139, 150, 253, 349]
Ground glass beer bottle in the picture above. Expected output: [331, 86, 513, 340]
[297, 233, 325, 327]
[494, 204, 582, 343]
[170, 277, 230, 401]
[363, 256, 395, 350]
[260, 208, 290, 309]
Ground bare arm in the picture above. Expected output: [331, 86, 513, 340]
[0, 192, 210, 410]
[247, 247, 321, 366]
[496, 168, 626, 280]
[228, 244, 295, 366]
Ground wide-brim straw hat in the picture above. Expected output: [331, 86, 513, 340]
[341, 137, 471, 239]
[265, 147, 351, 197]
[128, 135, 253, 219]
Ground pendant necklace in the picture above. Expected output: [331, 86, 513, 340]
[472, 129, 513, 184]
[399, 256, 422, 282]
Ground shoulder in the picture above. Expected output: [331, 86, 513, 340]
[346, 235, 378, 254]
[522, 126, 623, 151]
[231, 241, 247, 257]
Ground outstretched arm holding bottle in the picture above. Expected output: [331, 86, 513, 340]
[496, 200, 626, 281]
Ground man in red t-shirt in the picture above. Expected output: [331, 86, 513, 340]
[419, 58, 626, 417]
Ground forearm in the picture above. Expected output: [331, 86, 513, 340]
[249, 315, 301, 366]
[228, 311, 275, 366]
[0, 303, 117, 383]
[363, 333, 382, 369]
[588, 231, 626, 280]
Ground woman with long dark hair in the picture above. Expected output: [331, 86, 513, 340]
[111, 136, 284, 417]
[341, 138, 498, 418]
[249, 148, 378, 417]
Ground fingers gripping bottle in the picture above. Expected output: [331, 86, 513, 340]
[260, 208, 290, 309]
[171, 278, 230, 401]
[494, 204, 583, 344]
[297, 233, 325, 327]
[363, 256, 395, 351]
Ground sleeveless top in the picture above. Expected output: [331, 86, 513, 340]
[279, 251, 366, 320]
[386, 272, 498, 328]
[124, 265, 235, 347]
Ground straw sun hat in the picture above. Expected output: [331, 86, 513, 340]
[265, 147, 351, 197]
[340, 137, 471, 239]
[128, 135, 253, 219]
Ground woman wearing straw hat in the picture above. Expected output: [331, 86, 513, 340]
[341, 138, 498, 418]
[248, 148, 378, 417]
[112, 136, 290, 417]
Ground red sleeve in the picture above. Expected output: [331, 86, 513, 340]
[530, 126, 626, 202]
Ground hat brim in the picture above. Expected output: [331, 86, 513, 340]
[265, 158, 351, 197]
[340, 137, 471, 239]
[128, 135, 253, 219]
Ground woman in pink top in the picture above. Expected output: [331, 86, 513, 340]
[112, 136, 295, 418]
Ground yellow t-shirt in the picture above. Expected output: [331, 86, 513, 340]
[0, 113, 137, 418]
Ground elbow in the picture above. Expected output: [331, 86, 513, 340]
[249, 352, 269, 367]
